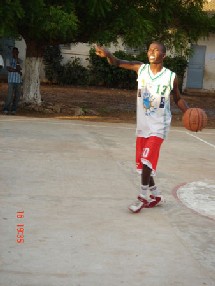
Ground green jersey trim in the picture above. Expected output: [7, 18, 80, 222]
[147, 65, 167, 81]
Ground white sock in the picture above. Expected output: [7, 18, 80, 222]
[149, 185, 160, 196]
[140, 185, 148, 197]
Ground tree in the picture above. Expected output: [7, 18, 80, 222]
[0, 0, 213, 104]
[1, 0, 78, 103]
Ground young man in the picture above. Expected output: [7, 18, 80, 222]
[3, 47, 22, 115]
[95, 42, 188, 213]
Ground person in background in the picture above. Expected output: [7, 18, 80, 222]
[3, 47, 22, 115]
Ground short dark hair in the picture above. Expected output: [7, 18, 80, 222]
[151, 41, 166, 53]
[12, 47, 19, 52]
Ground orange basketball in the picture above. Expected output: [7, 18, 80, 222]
[182, 108, 207, 132]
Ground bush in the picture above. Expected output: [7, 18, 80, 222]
[88, 48, 187, 91]
[43, 45, 63, 83]
[164, 56, 188, 91]
[57, 58, 89, 85]
[88, 48, 138, 89]
[44, 46, 88, 85]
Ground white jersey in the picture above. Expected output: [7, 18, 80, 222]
[136, 64, 175, 139]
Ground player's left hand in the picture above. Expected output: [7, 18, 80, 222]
[95, 45, 109, 58]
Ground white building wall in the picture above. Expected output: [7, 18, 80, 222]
[60, 41, 125, 67]
[198, 34, 215, 91]
[15, 38, 26, 62]
[60, 43, 92, 67]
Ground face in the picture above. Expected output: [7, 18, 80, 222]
[147, 43, 165, 64]
[12, 49, 19, 58]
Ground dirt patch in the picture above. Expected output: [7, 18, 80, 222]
[1, 83, 215, 128]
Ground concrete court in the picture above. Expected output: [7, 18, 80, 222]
[0, 116, 214, 286]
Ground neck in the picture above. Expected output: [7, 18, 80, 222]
[149, 63, 163, 75]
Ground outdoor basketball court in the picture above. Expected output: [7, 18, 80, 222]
[0, 116, 214, 286]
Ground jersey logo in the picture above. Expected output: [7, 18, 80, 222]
[142, 91, 157, 115]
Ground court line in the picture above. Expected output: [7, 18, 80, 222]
[170, 129, 214, 135]
[0, 117, 135, 129]
[185, 132, 215, 149]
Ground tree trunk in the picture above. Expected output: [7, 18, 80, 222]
[23, 57, 43, 104]
[22, 38, 45, 104]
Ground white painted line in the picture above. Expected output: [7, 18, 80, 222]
[0, 117, 135, 130]
[170, 129, 215, 135]
[170, 129, 185, 133]
[186, 132, 215, 149]
[62, 122, 135, 130]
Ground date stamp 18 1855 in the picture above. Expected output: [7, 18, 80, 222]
[16, 211, 24, 244]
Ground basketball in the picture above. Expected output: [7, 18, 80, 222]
[182, 108, 207, 132]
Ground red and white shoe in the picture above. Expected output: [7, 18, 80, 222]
[149, 195, 165, 206]
[128, 194, 157, 213]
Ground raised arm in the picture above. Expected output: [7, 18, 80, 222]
[172, 76, 189, 113]
[95, 45, 142, 73]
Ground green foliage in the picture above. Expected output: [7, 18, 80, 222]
[16, 1, 78, 44]
[164, 56, 188, 91]
[0, 0, 24, 37]
[0, 0, 212, 103]
[210, 14, 215, 32]
[43, 45, 63, 83]
[42, 6, 78, 41]
[132, 0, 212, 54]
[43, 45, 188, 92]
[44, 46, 188, 90]
[44, 45, 88, 85]
[1, 0, 213, 55]
[76, 0, 112, 17]
[88, 48, 137, 89]
[57, 58, 88, 85]
[164, 56, 188, 79]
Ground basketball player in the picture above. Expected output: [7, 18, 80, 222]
[95, 42, 189, 213]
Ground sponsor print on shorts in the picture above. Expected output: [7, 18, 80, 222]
[142, 147, 150, 158]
